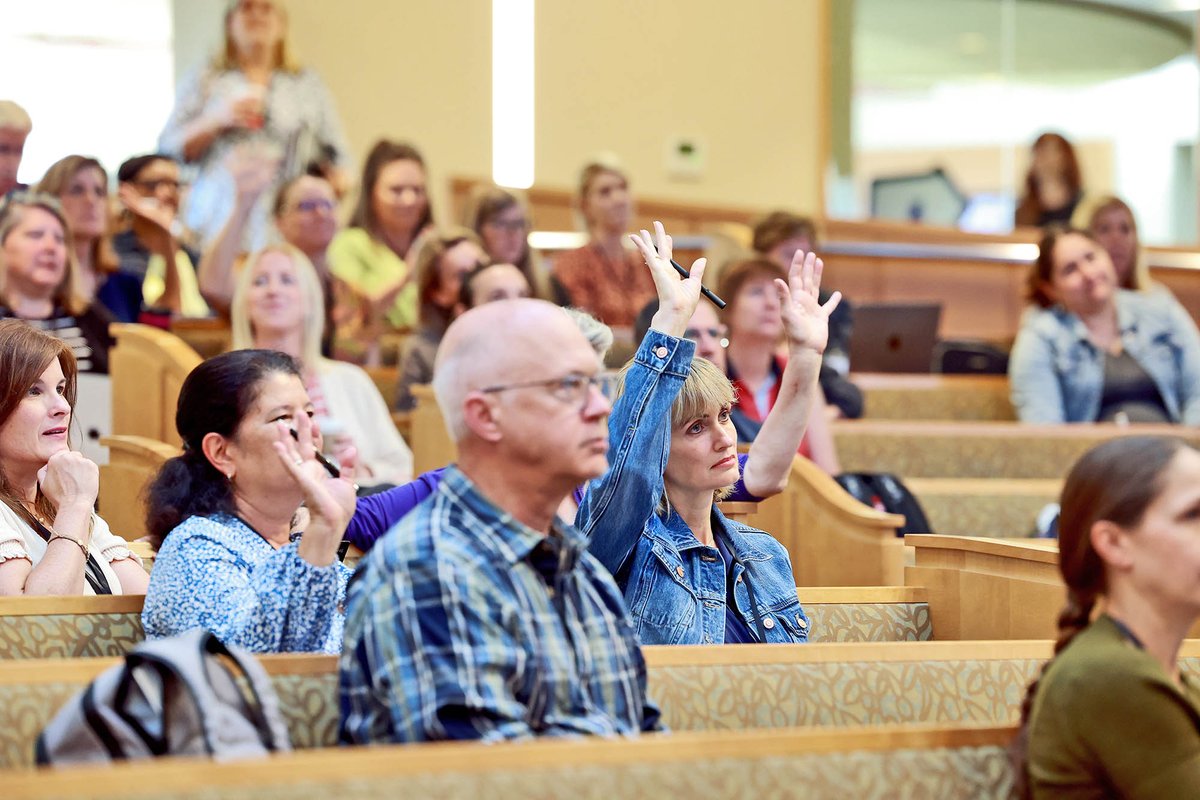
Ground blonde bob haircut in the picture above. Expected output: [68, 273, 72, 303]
[0, 192, 88, 316]
[230, 243, 325, 371]
[617, 355, 738, 512]
[216, 0, 300, 74]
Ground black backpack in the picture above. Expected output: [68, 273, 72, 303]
[834, 472, 934, 536]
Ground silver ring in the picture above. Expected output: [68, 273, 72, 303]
[293, 458, 304, 466]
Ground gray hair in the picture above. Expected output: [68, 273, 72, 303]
[562, 307, 613, 361]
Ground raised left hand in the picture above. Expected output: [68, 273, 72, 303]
[777, 250, 841, 356]
[272, 413, 356, 537]
[117, 185, 176, 238]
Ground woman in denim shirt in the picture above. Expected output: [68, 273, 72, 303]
[577, 223, 841, 645]
[1010, 228, 1200, 425]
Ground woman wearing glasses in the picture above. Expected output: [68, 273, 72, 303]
[576, 222, 837, 645]
[463, 183, 541, 297]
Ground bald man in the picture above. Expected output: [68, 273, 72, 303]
[339, 298, 661, 744]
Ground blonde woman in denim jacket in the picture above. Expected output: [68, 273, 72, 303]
[1010, 229, 1200, 425]
[577, 223, 840, 645]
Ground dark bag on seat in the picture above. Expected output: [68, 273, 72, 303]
[834, 472, 934, 536]
[36, 628, 291, 765]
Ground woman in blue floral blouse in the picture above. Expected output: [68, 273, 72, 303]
[141, 349, 355, 653]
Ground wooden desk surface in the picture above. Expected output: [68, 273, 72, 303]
[906, 534, 1058, 564]
[5, 722, 1016, 799]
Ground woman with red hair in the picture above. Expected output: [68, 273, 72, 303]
[1015, 132, 1084, 229]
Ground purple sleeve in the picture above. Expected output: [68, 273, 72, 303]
[345, 468, 446, 552]
[726, 453, 763, 503]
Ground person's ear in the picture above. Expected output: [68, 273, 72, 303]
[1090, 519, 1134, 572]
[201, 432, 236, 480]
[462, 392, 503, 443]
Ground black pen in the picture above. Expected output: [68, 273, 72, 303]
[289, 428, 342, 478]
[653, 245, 726, 309]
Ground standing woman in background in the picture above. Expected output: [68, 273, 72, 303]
[551, 160, 656, 329]
[1016, 435, 1200, 797]
[158, 0, 350, 250]
[328, 140, 434, 364]
[1014, 132, 1084, 229]
[36, 156, 147, 324]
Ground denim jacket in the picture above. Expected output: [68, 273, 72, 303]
[576, 330, 809, 645]
[1009, 290, 1200, 424]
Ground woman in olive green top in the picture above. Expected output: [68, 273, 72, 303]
[1017, 435, 1200, 798]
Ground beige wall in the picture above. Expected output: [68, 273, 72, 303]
[274, 0, 829, 221]
[534, 0, 827, 216]
[284, 0, 493, 223]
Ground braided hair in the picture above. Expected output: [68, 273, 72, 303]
[1011, 435, 1195, 797]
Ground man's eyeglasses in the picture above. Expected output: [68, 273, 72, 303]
[481, 371, 619, 410]
[289, 198, 335, 214]
[134, 179, 184, 193]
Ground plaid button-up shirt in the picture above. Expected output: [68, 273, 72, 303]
[338, 465, 662, 744]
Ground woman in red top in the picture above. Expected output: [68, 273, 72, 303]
[551, 160, 655, 329]
[719, 256, 840, 474]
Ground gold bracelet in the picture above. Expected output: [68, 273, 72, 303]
[47, 533, 89, 558]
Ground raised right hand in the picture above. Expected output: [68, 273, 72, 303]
[629, 221, 706, 339]
[38, 451, 99, 513]
[224, 145, 279, 206]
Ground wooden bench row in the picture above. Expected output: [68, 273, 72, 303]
[0, 639, 1059, 771]
[0, 587, 931, 661]
[13, 635, 1200, 792]
[6, 722, 1016, 799]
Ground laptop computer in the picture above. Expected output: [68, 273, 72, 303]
[849, 303, 942, 373]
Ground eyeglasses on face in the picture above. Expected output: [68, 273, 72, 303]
[480, 371, 619, 410]
[684, 326, 728, 341]
[485, 218, 528, 233]
[289, 198, 335, 214]
[135, 179, 184, 193]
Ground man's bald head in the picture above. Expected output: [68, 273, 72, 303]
[433, 299, 593, 441]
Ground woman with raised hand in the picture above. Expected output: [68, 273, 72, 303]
[230, 243, 412, 491]
[1009, 228, 1200, 424]
[1016, 435, 1200, 797]
[0, 319, 147, 595]
[142, 349, 354, 653]
[718, 255, 841, 474]
[577, 221, 839, 644]
[158, 0, 349, 250]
